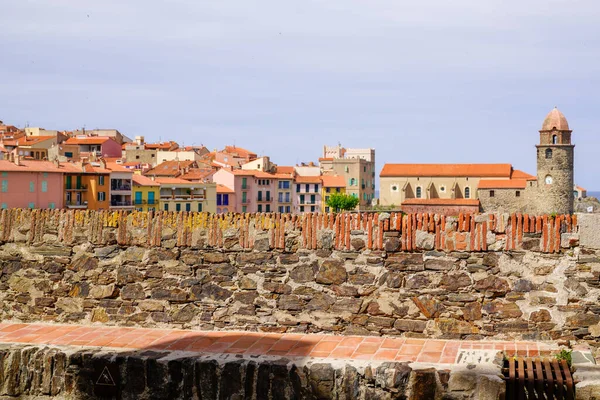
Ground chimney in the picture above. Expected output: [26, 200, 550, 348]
[14, 154, 20, 166]
[53, 157, 60, 168]
[99, 157, 107, 170]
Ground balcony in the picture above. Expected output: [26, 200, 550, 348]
[257, 198, 272, 202]
[65, 184, 87, 191]
[241, 199, 251, 204]
[65, 201, 88, 209]
[160, 194, 205, 201]
[110, 200, 133, 208]
[135, 199, 157, 205]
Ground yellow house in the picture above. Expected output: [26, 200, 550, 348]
[321, 175, 346, 213]
[132, 174, 160, 212]
[61, 161, 111, 210]
[155, 177, 217, 213]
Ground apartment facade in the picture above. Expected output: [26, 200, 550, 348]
[156, 178, 216, 213]
[61, 162, 111, 210]
[132, 175, 160, 212]
[0, 159, 64, 209]
[64, 137, 122, 158]
[216, 184, 235, 214]
[294, 176, 321, 213]
[321, 175, 346, 213]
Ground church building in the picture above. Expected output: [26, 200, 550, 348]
[379, 108, 575, 215]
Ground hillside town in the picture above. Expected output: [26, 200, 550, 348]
[0, 108, 588, 215]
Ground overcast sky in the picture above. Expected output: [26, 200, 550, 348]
[3, 1, 600, 189]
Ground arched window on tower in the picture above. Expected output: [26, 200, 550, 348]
[545, 148, 553, 159]
[416, 186, 422, 198]
[464, 187, 470, 199]
[552, 135, 558, 144]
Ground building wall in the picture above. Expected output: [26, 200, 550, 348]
[157, 151, 200, 164]
[64, 174, 110, 210]
[99, 140, 123, 158]
[133, 184, 160, 212]
[401, 203, 480, 215]
[293, 181, 321, 213]
[276, 179, 293, 213]
[321, 186, 345, 213]
[124, 149, 158, 166]
[477, 187, 529, 213]
[0, 171, 63, 209]
[325, 159, 375, 209]
[380, 176, 486, 206]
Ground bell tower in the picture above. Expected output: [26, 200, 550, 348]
[535, 107, 574, 214]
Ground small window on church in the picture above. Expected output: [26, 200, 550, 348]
[439, 186, 446, 193]
[416, 187, 422, 198]
[516, 191, 521, 197]
[545, 149, 553, 159]
[465, 187, 470, 199]
[552, 135, 558, 144]
[490, 190, 495, 197]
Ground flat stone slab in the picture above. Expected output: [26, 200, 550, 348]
[0, 322, 561, 365]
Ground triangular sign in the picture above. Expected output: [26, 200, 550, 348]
[96, 366, 116, 386]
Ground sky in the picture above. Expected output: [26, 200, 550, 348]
[2, 0, 600, 190]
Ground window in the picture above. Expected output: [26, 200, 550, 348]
[99, 176, 105, 185]
[552, 135, 558, 144]
[545, 148, 552, 159]
[258, 204, 263, 212]
[305, 184, 309, 192]
[186, 203, 191, 211]
[176, 203, 181, 211]
[363, 166, 366, 172]
[416, 186, 422, 198]
[363, 193, 367, 200]
[198, 203, 202, 212]
[242, 178, 247, 189]
[285, 192, 290, 202]
[310, 194, 315, 204]
[28, 202, 35, 209]
[65, 152, 73, 158]
[48, 202, 55, 209]
[285, 206, 290, 213]
[41, 181, 48, 192]
[266, 204, 270, 212]
[336, 188, 340, 193]
[279, 181, 290, 189]
[279, 206, 284, 213]
[223, 194, 228, 206]
[43, 172, 48, 178]
[325, 196, 329, 203]
[391, 185, 398, 192]
[325, 207, 330, 212]
[345, 166, 349, 172]
[350, 178, 356, 186]
[300, 206, 304, 212]
[490, 190, 495, 197]
[164, 204, 169, 211]
[300, 194, 305, 204]
[326, 187, 330, 193]
[0, 203, 6, 209]
[314, 184, 319, 192]
[242, 206, 247, 213]
[439, 186, 446, 193]
[296, 184, 300, 192]
[242, 192, 247, 203]
[257, 191, 263, 201]
[1, 172, 6, 177]
[311, 206, 315, 212]
[29, 181, 35, 193]
[266, 191, 271, 201]
[98, 192, 106, 201]
[136, 155, 140, 159]
[217, 194, 222, 206]
[464, 187, 470, 199]
[516, 191, 521, 197]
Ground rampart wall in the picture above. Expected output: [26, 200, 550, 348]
[0, 209, 599, 345]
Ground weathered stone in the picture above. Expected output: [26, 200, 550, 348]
[440, 273, 471, 291]
[203, 252, 229, 263]
[171, 304, 197, 323]
[68, 254, 98, 272]
[278, 295, 303, 311]
[351, 237, 365, 251]
[405, 275, 431, 290]
[412, 295, 444, 318]
[448, 370, 477, 391]
[89, 284, 117, 299]
[384, 237, 400, 252]
[348, 270, 376, 285]
[151, 288, 188, 302]
[529, 309, 552, 323]
[385, 253, 424, 271]
[116, 266, 144, 285]
[437, 318, 478, 335]
[425, 258, 455, 271]
[56, 298, 83, 312]
[331, 285, 359, 297]
[121, 284, 145, 300]
[482, 253, 499, 267]
[513, 279, 534, 293]
[8, 276, 33, 293]
[233, 291, 258, 305]
[290, 264, 316, 283]
[482, 301, 523, 319]
[462, 302, 482, 321]
[474, 276, 510, 296]
[279, 254, 300, 264]
[196, 284, 232, 302]
[237, 252, 272, 265]
[91, 308, 109, 323]
[415, 231, 434, 250]
[408, 368, 438, 400]
[564, 277, 588, 296]
[316, 259, 347, 285]
[394, 319, 426, 332]
[566, 313, 600, 328]
[262, 282, 291, 294]
[69, 282, 90, 297]
[239, 277, 257, 290]
[331, 298, 363, 314]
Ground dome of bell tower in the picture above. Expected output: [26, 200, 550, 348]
[541, 107, 570, 131]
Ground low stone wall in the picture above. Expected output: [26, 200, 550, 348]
[0, 344, 506, 399]
[0, 210, 600, 346]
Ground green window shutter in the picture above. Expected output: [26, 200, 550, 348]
[29, 181, 35, 192]
[48, 202, 55, 209]
[1, 172, 7, 177]
[28, 202, 35, 209]
[1, 180, 7, 192]
[1, 203, 6, 209]
[41, 181, 48, 193]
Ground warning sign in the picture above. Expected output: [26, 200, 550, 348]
[96, 366, 116, 386]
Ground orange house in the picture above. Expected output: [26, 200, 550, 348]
[60, 161, 111, 210]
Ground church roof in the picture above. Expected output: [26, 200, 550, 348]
[541, 107, 570, 131]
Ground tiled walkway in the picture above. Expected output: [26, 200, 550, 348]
[0, 323, 559, 365]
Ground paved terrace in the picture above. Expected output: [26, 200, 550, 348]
[0, 322, 564, 364]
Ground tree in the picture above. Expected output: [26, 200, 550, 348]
[326, 193, 360, 212]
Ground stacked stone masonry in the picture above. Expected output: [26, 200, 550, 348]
[1, 209, 599, 350]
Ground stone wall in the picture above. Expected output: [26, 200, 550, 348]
[1, 209, 599, 347]
[0, 343, 506, 399]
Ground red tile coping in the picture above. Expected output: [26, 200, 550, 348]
[0, 323, 559, 364]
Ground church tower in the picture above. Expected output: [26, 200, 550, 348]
[535, 107, 574, 214]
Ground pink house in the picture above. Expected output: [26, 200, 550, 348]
[0, 159, 64, 209]
[64, 136, 122, 158]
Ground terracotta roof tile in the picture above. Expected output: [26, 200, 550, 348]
[0, 160, 63, 173]
[295, 175, 322, 184]
[321, 175, 346, 187]
[145, 160, 195, 176]
[275, 166, 295, 174]
[132, 174, 159, 186]
[154, 177, 195, 185]
[381, 164, 512, 178]
[217, 184, 235, 194]
[64, 137, 112, 145]
[402, 198, 480, 206]
[511, 169, 536, 181]
[477, 179, 527, 189]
